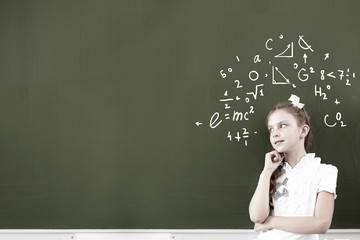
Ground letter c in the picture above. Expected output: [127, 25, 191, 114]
[265, 38, 273, 50]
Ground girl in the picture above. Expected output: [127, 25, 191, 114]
[249, 95, 338, 240]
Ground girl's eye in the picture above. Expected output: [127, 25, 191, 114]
[280, 124, 286, 128]
[269, 128, 273, 133]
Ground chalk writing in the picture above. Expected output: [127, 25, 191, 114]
[196, 33, 356, 145]
[227, 129, 258, 146]
[324, 112, 347, 128]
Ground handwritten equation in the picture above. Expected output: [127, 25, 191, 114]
[195, 34, 356, 146]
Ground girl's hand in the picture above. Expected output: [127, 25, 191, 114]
[254, 216, 273, 232]
[264, 151, 284, 173]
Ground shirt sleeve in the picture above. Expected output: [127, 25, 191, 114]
[317, 164, 338, 199]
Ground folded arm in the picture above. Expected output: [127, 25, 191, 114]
[254, 191, 335, 234]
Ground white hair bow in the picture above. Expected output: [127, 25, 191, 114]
[288, 94, 305, 109]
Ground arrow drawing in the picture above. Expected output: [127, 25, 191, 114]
[272, 66, 291, 84]
[275, 42, 293, 58]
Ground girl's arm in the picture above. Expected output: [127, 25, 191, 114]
[249, 151, 284, 223]
[249, 169, 272, 223]
[254, 191, 335, 234]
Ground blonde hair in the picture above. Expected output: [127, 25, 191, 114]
[266, 102, 312, 209]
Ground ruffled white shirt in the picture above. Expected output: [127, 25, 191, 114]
[257, 153, 338, 240]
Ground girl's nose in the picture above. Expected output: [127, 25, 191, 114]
[272, 129, 280, 138]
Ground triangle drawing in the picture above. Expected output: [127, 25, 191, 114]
[274, 42, 293, 58]
[272, 66, 291, 84]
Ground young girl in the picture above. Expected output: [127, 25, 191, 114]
[249, 95, 338, 240]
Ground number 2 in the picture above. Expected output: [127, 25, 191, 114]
[234, 80, 243, 88]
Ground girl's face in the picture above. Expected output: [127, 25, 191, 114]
[267, 109, 307, 154]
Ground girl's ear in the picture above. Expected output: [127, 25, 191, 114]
[300, 124, 310, 138]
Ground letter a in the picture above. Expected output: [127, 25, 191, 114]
[254, 55, 261, 63]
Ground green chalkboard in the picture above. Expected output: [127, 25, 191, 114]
[0, 0, 359, 229]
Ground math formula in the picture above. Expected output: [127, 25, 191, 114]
[195, 34, 356, 146]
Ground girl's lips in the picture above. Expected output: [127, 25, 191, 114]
[274, 140, 284, 145]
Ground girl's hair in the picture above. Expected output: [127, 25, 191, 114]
[265, 102, 312, 209]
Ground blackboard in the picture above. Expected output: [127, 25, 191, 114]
[0, 0, 359, 229]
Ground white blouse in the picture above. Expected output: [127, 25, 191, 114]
[257, 153, 338, 240]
